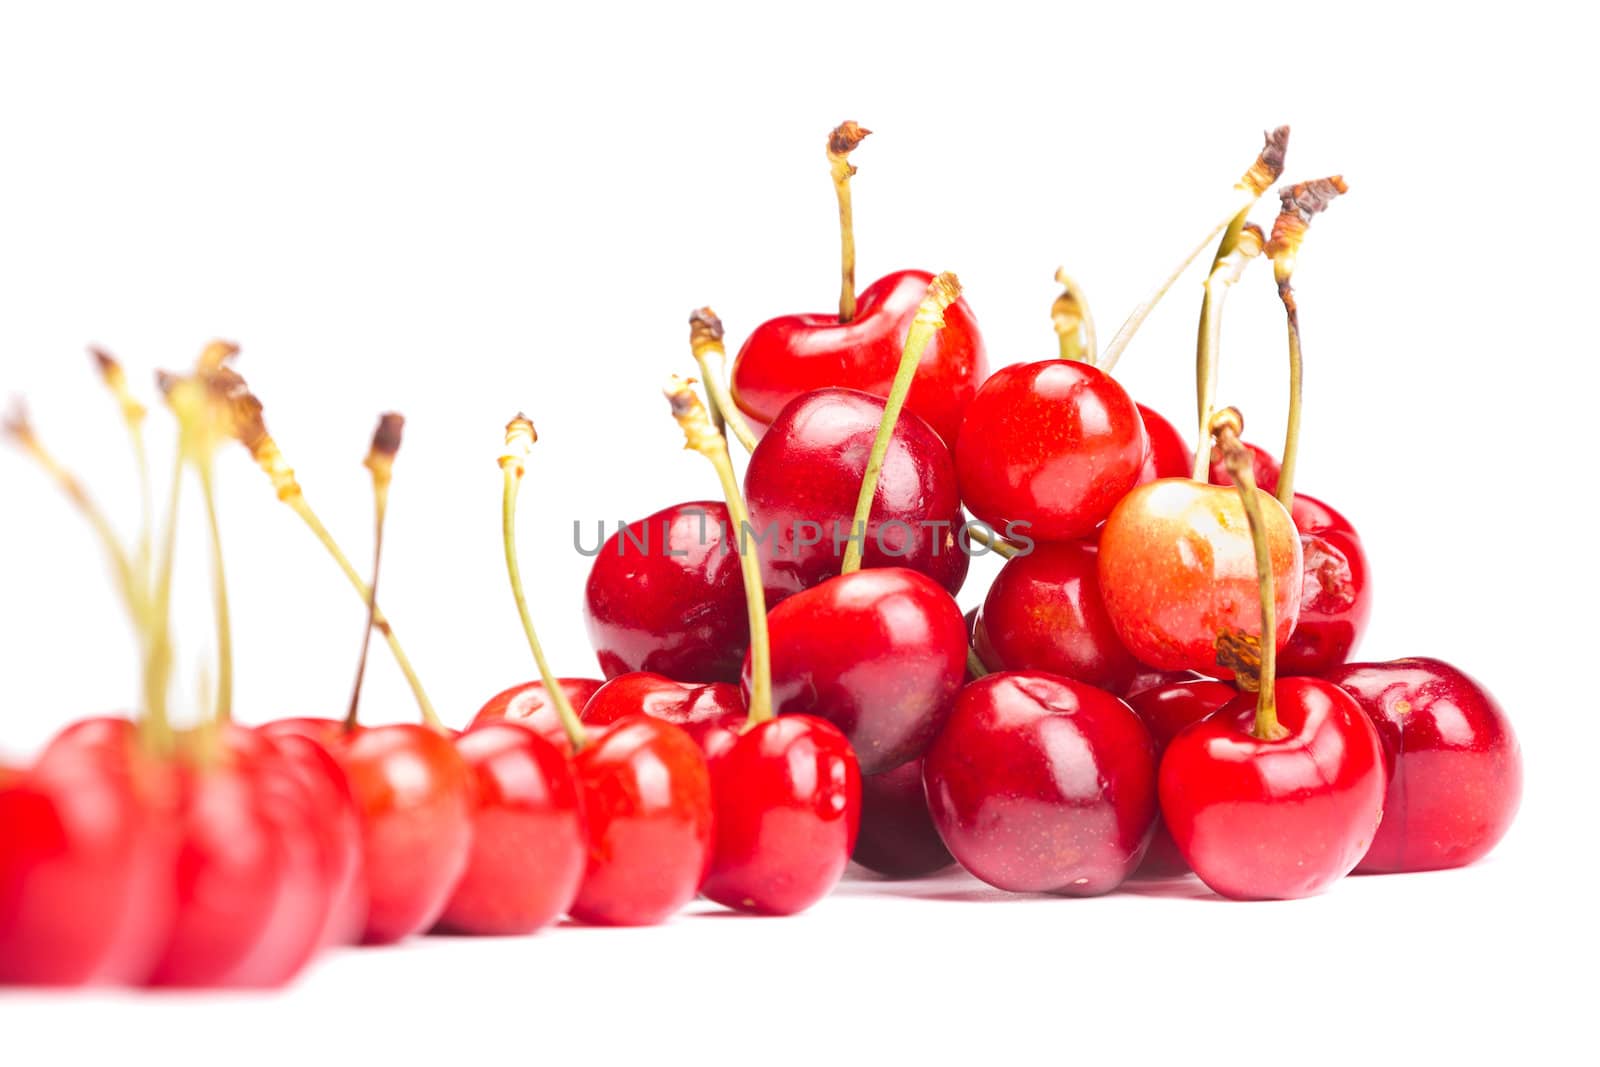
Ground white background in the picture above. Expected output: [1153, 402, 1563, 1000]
[2, 1, 1596, 1063]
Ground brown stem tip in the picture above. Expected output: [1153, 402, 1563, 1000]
[1, 398, 36, 450]
[1242, 126, 1292, 196]
[500, 413, 536, 475]
[826, 120, 872, 172]
[916, 271, 962, 327]
[366, 412, 405, 482]
[1214, 629, 1263, 691]
[689, 307, 725, 356]
[664, 375, 722, 456]
[1268, 176, 1348, 265]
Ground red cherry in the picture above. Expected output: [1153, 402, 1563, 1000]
[749, 567, 967, 775]
[1207, 439, 1281, 496]
[731, 269, 988, 448]
[1098, 477, 1304, 674]
[568, 715, 715, 926]
[582, 671, 745, 754]
[261, 727, 366, 948]
[979, 539, 1142, 693]
[1124, 680, 1234, 876]
[1324, 658, 1522, 873]
[0, 721, 173, 985]
[583, 501, 748, 683]
[434, 721, 586, 935]
[955, 360, 1147, 542]
[335, 723, 474, 944]
[1121, 667, 1208, 700]
[744, 388, 968, 600]
[1280, 493, 1373, 675]
[1159, 677, 1385, 899]
[923, 671, 1157, 894]
[851, 758, 953, 878]
[1135, 404, 1194, 484]
[471, 678, 606, 746]
[701, 715, 862, 915]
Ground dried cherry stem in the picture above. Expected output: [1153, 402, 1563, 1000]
[689, 307, 759, 453]
[964, 523, 1020, 559]
[221, 375, 439, 728]
[1212, 408, 1282, 741]
[90, 347, 153, 580]
[840, 271, 961, 575]
[827, 120, 871, 322]
[2, 400, 142, 626]
[1190, 224, 1265, 482]
[1051, 268, 1097, 364]
[345, 414, 405, 730]
[1099, 126, 1289, 374]
[666, 377, 772, 726]
[499, 415, 587, 751]
[1267, 177, 1347, 505]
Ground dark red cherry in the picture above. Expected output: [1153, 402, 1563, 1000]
[923, 671, 1157, 894]
[701, 715, 862, 915]
[979, 539, 1142, 693]
[435, 721, 586, 936]
[744, 387, 967, 601]
[568, 715, 715, 926]
[1207, 439, 1281, 497]
[747, 567, 966, 775]
[583, 501, 748, 683]
[471, 678, 606, 749]
[1159, 677, 1385, 899]
[1279, 493, 1373, 675]
[851, 758, 953, 878]
[1135, 404, 1193, 484]
[955, 360, 1146, 542]
[730, 269, 988, 448]
[1124, 680, 1234, 876]
[1324, 658, 1521, 873]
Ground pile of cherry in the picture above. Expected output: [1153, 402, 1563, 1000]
[1, 122, 1522, 990]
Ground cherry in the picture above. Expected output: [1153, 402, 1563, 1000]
[923, 671, 1157, 894]
[979, 539, 1142, 693]
[1206, 439, 1281, 496]
[435, 721, 586, 936]
[582, 672, 745, 750]
[1324, 658, 1522, 873]
[744, 388, 968, 600]
[583, 500, 748, 682]
[1157, 418, 1384, 899]
[1137, 403, 1194, 484]
[955, 359, 1147, 543]
[728, 124, 986, 447]
[499, 413, 713, 926]
[470, 677, 607, 745]
[1281, 493, 1373, 674]
[851, 758, 954, 879]
[1123, 680, 1234, 876]
[664, 379, 861, 915]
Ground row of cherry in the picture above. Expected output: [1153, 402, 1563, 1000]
[1, 123, 1521, 991]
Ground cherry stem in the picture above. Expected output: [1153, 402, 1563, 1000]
[665, 378, 772, 726]
[1190, 224, 1265, 482]
[1268, 177, 1348, 506]
[141, 448, 184, 753]
[1099, 126, 1289, 374]
[827, 121, 871, 323]
[499, 415, 587, 751]
[840, 272, 961, 576]
[346, 414, 405, 731]
[1051, 268, 1097, 364]
[689, 307, 759, 453]
[195, 458, 232, 723]
[964, 523, 1019, 559]
[90, 348, 153, 585]
[1212, 408, 1282, 741]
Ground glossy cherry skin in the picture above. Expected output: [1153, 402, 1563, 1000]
[955, 360, 1147, 542]
[568, 715, 715, 926]
[1324, 658, 1522, 873]
[1135, 404, 1193, 484]
[584, 501, 748, 683]
[701, 715, 862, 915]
[264, 730, 365, 948]
[980, 539, 1142, 693]
[335, 724, 474, 944]
[0, 722, 173, 986]
[1208, 439, 1281, 497]
[471, 678, 606, 748]
[744, 388, 968, 601]
[1124, 680, 1235, 876]
[851, 758, 954, 878]
[1159, 677, 1385, 899]
[583, 672, 746, 754]
[731, 269, 988, 448]
[1099, 478, 1304, 675]
[747, 567, 967, 775]
[1280, 494, 1373, 675]
[924, 671, 1157, 894]
[434, 722, 586, 935]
